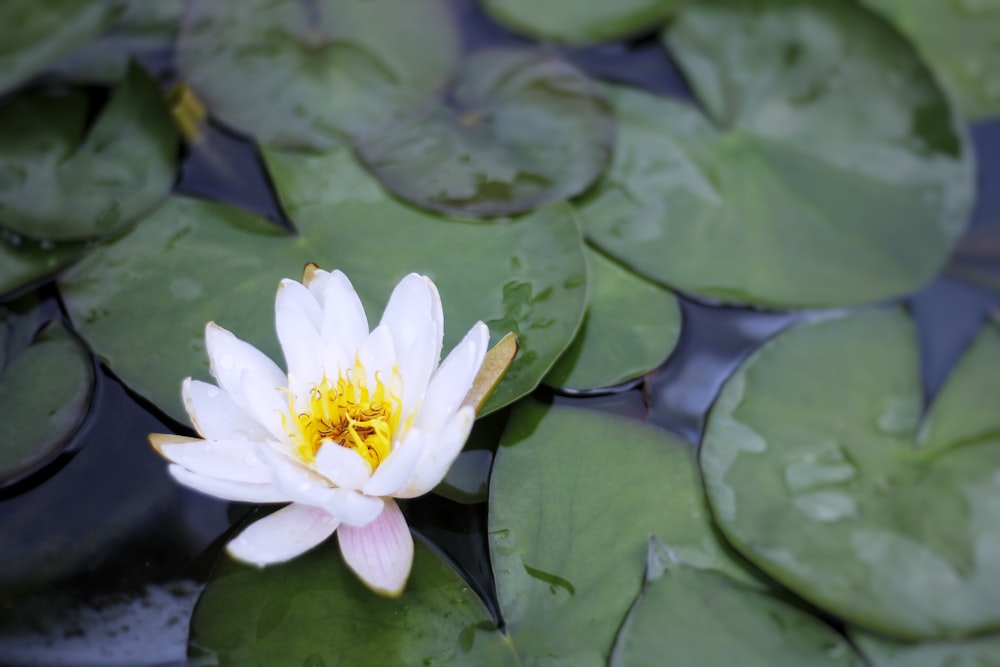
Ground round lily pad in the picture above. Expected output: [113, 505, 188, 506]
[176, 0, 460, 150]
[0, 64, 178, 242]
[579, 0, 972, 308]
[850, 628, 1000, 667]
[545, 247, 681, 391]
[701, 309, 1000, 639]
[481, 0, 680, 45]
[862, 0, 1000, 121]
[0, 303, 94, 484]
[59, 148, 587, 423]
[489, 400, 754, 665]
[609, 537, 863, 667]
[356, 49, 614, 218]
[0, 0, 120, 95]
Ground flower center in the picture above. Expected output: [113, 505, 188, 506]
[284, 361, 401, 471]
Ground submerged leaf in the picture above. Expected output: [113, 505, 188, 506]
[481, 0, 682, 45]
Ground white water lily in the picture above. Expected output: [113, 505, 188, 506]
[150, 266, 490, 596]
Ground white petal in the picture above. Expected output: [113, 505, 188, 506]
[394, 407, 475, 499]
[257, 445, 384, 526]
[379, 274, 443, 363]
[227, 504, 339, 566]
[182, 378, 270, 441]
[275, 279, 325, 387]
[416, 322, 489, 433]
[314, 442, 373, 491]
[204, 322, 286, 411]
[338, 499, 413, 597]
[320, 270, 369, 357]
[359, 324, 396, 386]
[363, 429, 425, 497]
[240, 369, 290, 443]
[169, 464, 287, 503]
[159, 438, 271, 483]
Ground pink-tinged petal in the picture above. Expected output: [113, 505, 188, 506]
[314, 442, 373, 491]
[204, 322, 286, 412]
[168, 464, 286, 503]
[394, 407, 475, 499]
[338, 499, 413, 597]
[320, 270, 369, 356]
[182, 378, 270, 441]
[157, 437, 271, 483]
[416, 322, 489, 433]
[227, 504, 339, 566]
[363, 429, 425, 497]
[257, 445, 384, 526]
[358, 324, 396, 386]
[276, 279, 325, 388]
[241, 369, 289, 443]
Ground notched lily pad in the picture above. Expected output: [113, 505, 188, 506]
[0, 64, 178, 242]
[580, 0, 972, 307]
[545, 247, 681, 391]
[481, 0, 681, 45]
[609, 537, 863, 667]
[176, 0, 460, 149]
[356, 49, 614, 217]
[0, 301, 94, 485]
[701, 309, 1000, 639]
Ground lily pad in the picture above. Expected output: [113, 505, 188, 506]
[609, 537, 863, 667]
[0, 0, 120, 94]
[861, 0, 1000, 121]
[355, 49, 614, 218]
[60, 148, 587, 423]
[850, 628, 1000, 667]
[0, 64, 178, 242]
[176, 0, 459, 150]
[701, 309, 1000, 639]
[0, 302, 94, 484]
[481, 0, 680, 45]
[0, 237, 82, 299]
[489, 400, 753, 665]
[545, 247, 681, 390]
[579, 0, 972, 308]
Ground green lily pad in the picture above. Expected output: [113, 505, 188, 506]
[545, 247, 681, 390]
[701, 309, 1000, 640]
[0, 0, 121, 94]
[176, 0, 459, 150]
[0, 237, 82, 299]
[861, 0, 1000, 121]
[59, 148, 587, 423]
[850, 628, 1000, 667]
[609, 537, 863, 667]
[489, 400, 754, 665]
[480, 0, 681, 45]
[0, 302, 94, 484]
[579, 0, 972, 308]
[355, 49, 614, 218]
[189, 537, 514, 666]
[0, 64, 178, 242]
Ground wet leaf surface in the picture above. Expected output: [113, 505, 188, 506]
[0, 65, 178, 242]
[480, 0, 681, 44]
[545, 247, 681, 391]
[609, 537, 863, 667]
[701, 309, 1000, 639]
[356, 49, 614, 217]
[580, 0, 973, 307]
[851, 627, 1000, 667]
[177, 0, 459, 150]
[489, 400, 755, 666]
[0, 238, 83, 299]
[59, 148, 587, 423]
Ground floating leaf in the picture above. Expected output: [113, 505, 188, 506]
[580, 0, 972, 307]
[851, 628, 1000, 667]
[0, 302, 94, 485]
[609, 537, 863, 667]
[481, 0, 681, 45]
[60, 149, 587, 423]
[0, 0, 120, 94]
[701, 310, 1000, 639]
[176, 0, 459, 150]
[0, 65, 178, 242]
[356, 49, 614, 217]
[545, 248, 681, 390]
[0, 237, 82, 299]
[861, 0, 1000, 121]
[489, 401, 754, 665]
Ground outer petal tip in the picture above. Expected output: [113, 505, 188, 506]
[338, 500, 414, 596]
